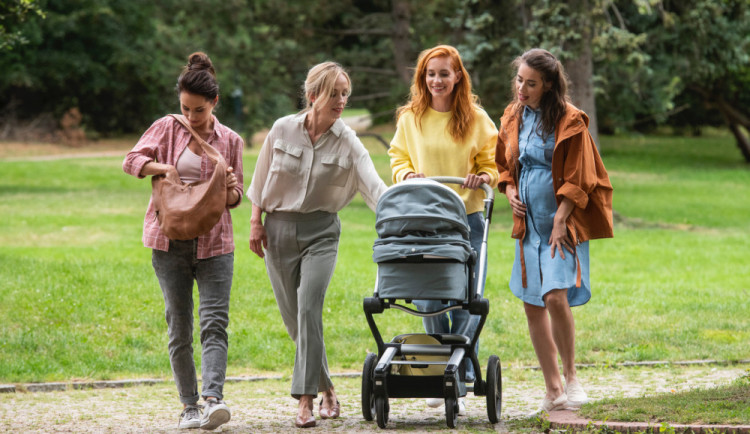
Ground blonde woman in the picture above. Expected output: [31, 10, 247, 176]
[389, 45, 499, 414]
[247, 62, 387, 428]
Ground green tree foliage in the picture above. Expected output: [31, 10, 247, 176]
[313, 0, 471, 123]
[0, 0, 170, 134]
[595, 0, 750, 159]
[0, 0, 43, 50]
[452, 0, 613, 121]
[149, 0, 363, 136]
[2, 0, 748, 159]
[450, 0, 750, 161]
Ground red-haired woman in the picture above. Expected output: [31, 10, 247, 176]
[388, 44, 499, 415]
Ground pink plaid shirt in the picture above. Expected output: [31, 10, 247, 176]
[123, 115, 244, 259]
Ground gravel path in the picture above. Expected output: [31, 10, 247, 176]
[1, 363, 745, 433]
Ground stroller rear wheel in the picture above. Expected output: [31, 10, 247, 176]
[486, 355, 502, 423]
[361, 352, 377, 421]
[375, 395, 389, 428]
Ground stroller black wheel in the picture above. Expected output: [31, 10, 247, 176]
[375, 395, 389, 428]
[361, 352, 378, 421]
[486, 355, 502, 423]
[445, 396, 458, 429]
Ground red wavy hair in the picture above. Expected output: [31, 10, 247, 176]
[397, 45, 479, 142]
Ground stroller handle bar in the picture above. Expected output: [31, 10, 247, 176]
[427, 176, 495, 203]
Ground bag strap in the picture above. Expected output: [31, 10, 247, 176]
[169, 114, 227, 167]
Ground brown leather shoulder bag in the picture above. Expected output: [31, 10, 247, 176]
[151, 114, 227, 240]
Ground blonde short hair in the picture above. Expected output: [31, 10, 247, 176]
[301, 62, 351, 113]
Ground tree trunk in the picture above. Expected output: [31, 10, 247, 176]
[716, 99, 750, 163]
[564, 0, 600, 147]
[391, 0, 413, 85]
[727, 123, 750, 163]
[691, 86, 750, 163]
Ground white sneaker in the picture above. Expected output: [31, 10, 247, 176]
[178, 404, 202, 429]
[528, 393, 567, 418]
[426, 398, 443, 408]
[200, 399, 231, 430]
[426, 397, 465, 415]
[565, 381, 589, 408]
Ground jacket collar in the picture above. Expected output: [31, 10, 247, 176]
[501, 102, 589, 146]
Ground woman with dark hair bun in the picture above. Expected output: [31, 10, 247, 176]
[495, 48, 613, 416]
[123, 52, 243, 430]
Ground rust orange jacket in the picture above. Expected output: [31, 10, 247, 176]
[495, 102, 613, 246]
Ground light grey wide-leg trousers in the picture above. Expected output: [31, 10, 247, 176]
[263, 211, 340, 398]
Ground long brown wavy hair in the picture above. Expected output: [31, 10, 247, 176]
[397, 45, 478, 142]
[510, 48, 570, 139]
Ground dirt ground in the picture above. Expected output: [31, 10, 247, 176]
[0, 138, 135, 160]
[0, 114, 372, 161]
[0, 363, 746, 433]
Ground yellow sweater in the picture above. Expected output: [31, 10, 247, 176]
[389, 106, 499, 214]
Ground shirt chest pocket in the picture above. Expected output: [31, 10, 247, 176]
[270, 140, 303, 174]
[320, 154, 352, 187]
[530, 135, 555, 164]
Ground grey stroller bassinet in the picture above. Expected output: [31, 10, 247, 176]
[373, 178, 473, 301]
[361, 177, 502, 429]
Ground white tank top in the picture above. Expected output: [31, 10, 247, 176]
[176, 146, 202, 184]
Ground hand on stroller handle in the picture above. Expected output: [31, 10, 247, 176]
[427, 176, 495, 202]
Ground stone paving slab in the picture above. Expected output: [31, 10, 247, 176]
[0, 385, 14, 393]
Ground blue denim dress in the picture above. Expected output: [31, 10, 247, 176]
[509, 106, 590, 307]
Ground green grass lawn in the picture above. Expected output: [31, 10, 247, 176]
[0, 129, 749, 384]
[579, 374, 750, 427]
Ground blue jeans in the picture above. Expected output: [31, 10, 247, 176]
[152, 239, 233, 405]
[414, 212, 486, 381]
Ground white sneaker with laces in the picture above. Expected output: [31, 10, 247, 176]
[425, 398, 443, 408]
[200, 398, 231, 430]
[565, 381, 589, 408]
[458, 398, 466, 416]
[178, 404, 202, 429]
[527, 393, 567, 418]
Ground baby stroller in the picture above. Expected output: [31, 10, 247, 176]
[361, 177, 502, 428]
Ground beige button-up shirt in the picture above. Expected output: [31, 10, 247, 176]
[247, 113, 387, 213]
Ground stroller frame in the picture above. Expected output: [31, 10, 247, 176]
[361, 177, 502, 428]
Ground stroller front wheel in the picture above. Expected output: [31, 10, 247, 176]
[486, 355, 502, 423]
[375, 395, 389, 428]
[445, 396, 458, 428]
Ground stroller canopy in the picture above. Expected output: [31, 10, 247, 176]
[373, 178, 472, 264]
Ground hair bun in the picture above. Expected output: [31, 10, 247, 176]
[187, 52, 215, 75]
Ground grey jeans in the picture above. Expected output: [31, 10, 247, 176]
[263, 211, 340, 398]
[152, 239, 233, 405]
